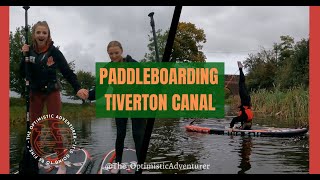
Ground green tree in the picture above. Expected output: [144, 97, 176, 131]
[276, 38, 309, 89]
[292, 38, 309, 87]
[172, 22, 207, 62]
[244, 35, 309, 91]
[144, 29, 168, 62]
[145, 22, 207, 62]
[10, 26, 32, 98]
[278, 35, 295, 65]
[61, 70, 95, 104]
[244, 48, 277, 91]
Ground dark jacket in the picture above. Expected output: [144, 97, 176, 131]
[20, 42, 81, 94]
[88, 55, 138, 101]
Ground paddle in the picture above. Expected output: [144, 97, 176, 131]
[148, 12, 160, 62]
[134, 12, 161, 175]
[189, 118, 200, 125]
[136, 8, 182, 174]
[225, 69, 239, 89]
[18, 6, 39, 175]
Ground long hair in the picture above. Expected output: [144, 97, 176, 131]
[31, 21, 52, 50]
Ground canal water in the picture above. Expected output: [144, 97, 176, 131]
[10, 115, 309, 174]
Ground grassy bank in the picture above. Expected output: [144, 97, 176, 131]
[10, 97, 96, 125]
[226, 86, 309, 127]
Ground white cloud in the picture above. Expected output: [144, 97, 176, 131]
[10, 6, 175, 73]
[180, 6, 309, 74]
[10, 6, 309, 75]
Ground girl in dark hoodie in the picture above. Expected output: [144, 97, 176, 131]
[88, 41, 146, 174]
[20, 21, 88, 174]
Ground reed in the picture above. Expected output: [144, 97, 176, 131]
[226, 86, 309, 127]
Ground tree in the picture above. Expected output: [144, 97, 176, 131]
[244, 35, 309, 91]
[276, 37, 309, 89]
[244, 47, 277, 91]
[278, 35, 295, 64]
[172, 22, 207, 62]
[10, 26, 32, 98]
[144, 29, 168, 62]
[292, 38, 309, 87]
[61, 70, 95, 104]
[145, 22, 207, 62]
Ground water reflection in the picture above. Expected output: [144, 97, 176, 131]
[10, 117, 309, 174]
[237, 136, 252, 174]
[145, 118, 201, 174]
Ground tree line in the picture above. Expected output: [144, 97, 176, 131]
[244, 35, 309, 91]
[145, 22, 309, 91]
[10, 22, 308, 102]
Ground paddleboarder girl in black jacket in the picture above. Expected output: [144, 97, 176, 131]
[87, 41, 146, 174]
[20, 21, 88, 174]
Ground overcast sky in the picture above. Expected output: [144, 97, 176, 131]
[180, 6, 309, 74]
[10, 6, 309, 75]
[10, 6, 175, 74]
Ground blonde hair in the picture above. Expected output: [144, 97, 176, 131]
[107, 41, 123, 51]
[31, 21, 52, 49]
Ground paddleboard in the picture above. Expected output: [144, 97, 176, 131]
[38, 148, 91, 174]
[185, 124, 308, 137]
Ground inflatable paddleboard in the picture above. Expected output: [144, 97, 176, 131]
[38, 148, 91, 174]
[185, 124, 308, 137]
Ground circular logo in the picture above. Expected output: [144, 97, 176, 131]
[27, 114, 77, 165]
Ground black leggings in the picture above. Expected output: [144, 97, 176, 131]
[230, 68, 252, 129]
[115, 118, 146, 163]
[239, 68, 251, 106]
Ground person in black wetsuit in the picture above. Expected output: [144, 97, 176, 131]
[229, 61, 254, 131]
[87, 41, 146, 174]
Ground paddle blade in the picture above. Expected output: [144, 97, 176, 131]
[18, 148, 39, 175]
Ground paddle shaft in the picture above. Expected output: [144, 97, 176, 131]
[148, 12, 160, 62]
[23, 5, 31, 148]
[137, 8, 182, 174]
[18, 6, 37, 175]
